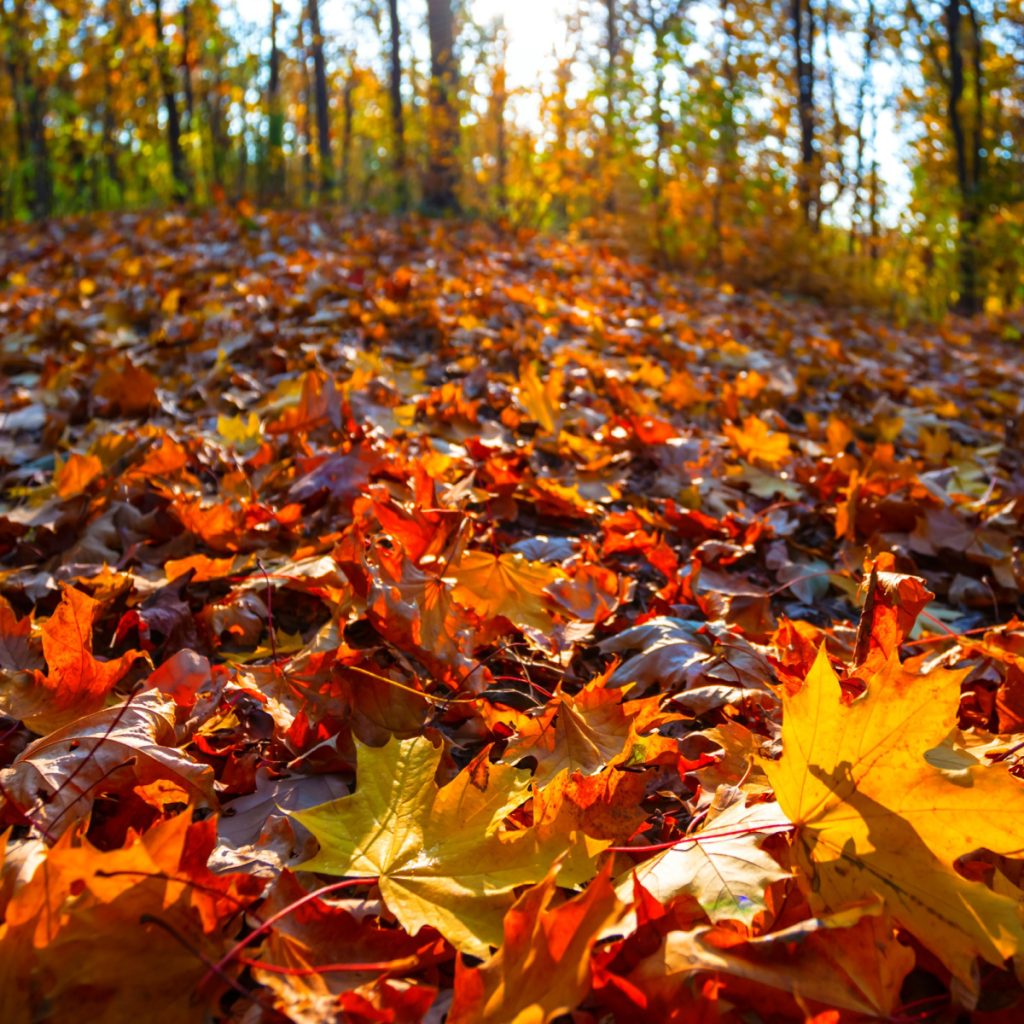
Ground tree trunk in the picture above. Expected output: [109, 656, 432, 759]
[386, 0, 408, 209]
[204, 63, 227, 193]
[4, 0, 51, 219]
[153, 0, 189, 202]
[266, 0, 285, 201]
[424, 0, 459, 213]
[95, 0, 123, 202]
[493, 59, 508, 217]
[295, 14, 315, 204]
[340, 62, 355, 206]
[850, 0, 876, 254]
[945, 0, 984, 315]
[604, 0, 618, 137]
[307, 0, 333, 201]
[791, 0, 818, 228]
[25, 74, 52, 219]
[180, 0, 195, 130]
[945, 0, 974, 313]
[604, 0, 619, 210]
[713, 0, 739, 270]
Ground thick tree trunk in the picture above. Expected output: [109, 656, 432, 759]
[307, 0, 333, 201]
[386, 0, 408, 209]
[424, 0, 459, 213]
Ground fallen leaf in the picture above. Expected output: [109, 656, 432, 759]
[293, 735, 606, 956]
[616, 800, 790, 926]
[763, 644, 1024, 991]
[449, 861, 624, 1024]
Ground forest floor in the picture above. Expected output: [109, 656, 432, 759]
[1, 209, 1024, 1023]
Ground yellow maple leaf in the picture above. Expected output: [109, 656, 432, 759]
[449, 551, 566, 633]
[293, 735, 606, 957]
[763, 645, 1024, 993]
[518, 362, 564, 435]
[217, 412, 263, 453]
[723, 415, 790, 468]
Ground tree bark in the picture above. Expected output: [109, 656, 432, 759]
[604, 0, 618, 137]
[307, 0, 333, 201]
[180, 0, 195, 130]
[266, 0, 285, 201]
[791, 0, 818, 228]
[341, 61, 355, 206]
[944, 0, 981, 314]
[850, 0, 876, 254]
[295, 13, 314, 204]
[153, 0, 189, 202]
[424, 0, 459, 213]
[604, 0, 619, 211]
[493, 58, 508, 217]
[386, 0, 408, 209]
[4, 0, 52, 219]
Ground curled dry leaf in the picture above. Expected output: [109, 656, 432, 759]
[0, 691, 216, 838]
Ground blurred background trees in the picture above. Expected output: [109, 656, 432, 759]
[0, 0, 1021, 317]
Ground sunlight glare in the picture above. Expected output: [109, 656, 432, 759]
[471, 0, 578, 87]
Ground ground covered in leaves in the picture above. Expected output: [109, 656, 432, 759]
[2, 210, 1024, 1023]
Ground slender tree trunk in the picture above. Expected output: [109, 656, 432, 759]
[340, 62, 355, 206]
[493, 60, 508, 217]
[850, 0, 876, 254]
[868, 158, 879, 262]
[425, 0, 459, 213]
[97, 0, 123, 202]
[5, 0, 51, 219]
[604, 0, 618, 135]
[551, 56, 571, 224]
[791, 0, 818, 228]
[295, 14, 314, 204]
[307, 0, 333, 201]
[821, 0, 844, 224]
[266, 0, 285, 201]
[713, 0, 738, 270]
[180, 0, 195, 129]
[2, 0, 30, 208]
[649, 12, 669, 258]
[604, 0, 618, 210]
[24, 60, 51, 217]
[386, 0, 408, 209]
[153, 0, 188, 201]
[945, 0, 979, 314]
[204, 64, 226, 192]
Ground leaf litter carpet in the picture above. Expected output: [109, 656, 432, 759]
[2, 211, 1024, 1022]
